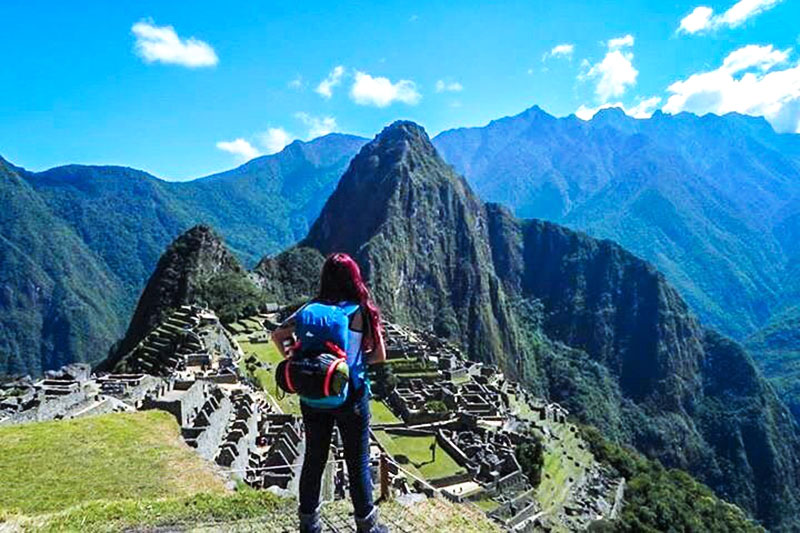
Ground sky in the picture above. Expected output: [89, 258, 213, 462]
[1, 0, 798, 180]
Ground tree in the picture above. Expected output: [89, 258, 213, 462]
[515, 439, 544, 487]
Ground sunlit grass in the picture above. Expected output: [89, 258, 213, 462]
[0, 411, 225, 515]
[373, 430, 465, 481]
[370, 400, 401, 424]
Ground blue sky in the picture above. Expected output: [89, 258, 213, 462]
[1, 0, 798, 180]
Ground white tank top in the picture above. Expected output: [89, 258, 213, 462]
[347, 329, 363, 359]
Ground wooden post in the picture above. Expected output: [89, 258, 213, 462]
[380, 453, 392, 501]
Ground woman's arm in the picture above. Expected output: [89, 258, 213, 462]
[272, 323, 296, 358]
[365, 324, 386, 365]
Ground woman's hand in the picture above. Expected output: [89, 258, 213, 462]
[366, 326, 387, 365]
[272, 325, 295, 358]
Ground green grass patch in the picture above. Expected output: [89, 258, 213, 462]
[395, 371, 440, 379]
[0, 411, 225, 515]
[535, 424, 592, 512]
[472, 496, 501, 513]
[17, 488, 290, 533]
[373, 431, 465, 480]
[370, 400, 401, 424]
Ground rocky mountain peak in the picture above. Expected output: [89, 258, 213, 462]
[302, 121, 476, 256]
[100, 225, 244, 369]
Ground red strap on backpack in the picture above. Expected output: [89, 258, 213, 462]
[324, 341, 346, 359]
[283, 358, 296, 394]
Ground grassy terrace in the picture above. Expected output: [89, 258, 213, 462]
[373, 430, 465, 481]
[6, 489, 501, 533]
[0, 409, 498, 533]
[370, 399, 401, 424]
[0, 411, 225, 516]
[507, 393, 594, 514]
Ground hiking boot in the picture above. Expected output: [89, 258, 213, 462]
[299, 506, 322, 533]
[355, 507, 390, 533]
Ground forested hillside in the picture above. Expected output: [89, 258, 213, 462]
[0, 134, 364, 376]
[433, 106, 800, 342]
[0, 158, 126, 376]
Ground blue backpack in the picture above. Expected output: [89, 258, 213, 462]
[293, 301, 367, 409]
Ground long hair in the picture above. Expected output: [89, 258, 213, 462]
[317, 253, 382, 350]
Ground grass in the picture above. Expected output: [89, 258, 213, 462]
[10, 489, 289, 533]
[370, 400, 401, 424]
[0, 411, 225, 515]
[535, 423, 593, 513]
[12, 487, 502, 533]
[472, 496, 501, 514]
[373, 430, 466, 481]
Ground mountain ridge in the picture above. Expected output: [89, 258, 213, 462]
[0, 134, 367, 376]
[432, 105, 800, 342]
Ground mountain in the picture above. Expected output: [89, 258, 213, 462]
[257, 122, 800, 530]
[433, 106, 800, 343]
[299, 122, 524, 367]
[99, 225, 261, 370]
[0, 157, 126, 376]
[746, 305, 800, 422]
[25, 133, 366, 296]
[0, 133, 365, 376]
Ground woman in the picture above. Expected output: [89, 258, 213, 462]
[272, 253, 389, 533]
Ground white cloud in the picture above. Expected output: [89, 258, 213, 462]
[288, 75, 304, 89]
[607, 35, 634, 50]
[582, 37, 638, 102]
[315, 66, 345, 98]
[678, 0, 782, 34]
[350, 71, 421, 107]
[295, 113, 337, 139]
[663, 44, 800, 133]
[721, 43, 789, 72]
[543, 43, 575, 61]
[216, 139, 260, 162]
[132, 20, 218, 67]
[435, 80, 463, 93]
[259, 128, 293, 154]
[575, 96, 662, 120]
[679, 6, 714, 33]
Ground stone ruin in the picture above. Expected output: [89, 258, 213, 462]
[247, 413, 303, 490]
[115, 305, 239, 379]
[0, 363, 162, 425]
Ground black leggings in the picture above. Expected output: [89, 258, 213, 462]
[299, 388, 374, 519]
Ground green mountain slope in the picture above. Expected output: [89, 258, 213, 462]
[25, 133, 366, 291]
[0, 134, 364, 375]
[433, 107, 800, 341]
[0, 157, 126, 376]
[746, 305, 800, 422]
[258, 122, 800, 530]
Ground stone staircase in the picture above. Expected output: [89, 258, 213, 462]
[124, 306, 204, 376]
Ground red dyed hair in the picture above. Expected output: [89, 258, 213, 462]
[317, 253, 383, 350]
